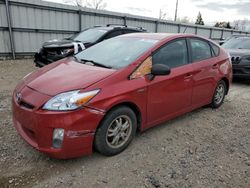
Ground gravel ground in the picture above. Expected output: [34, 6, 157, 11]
[0, 59, 250, 188]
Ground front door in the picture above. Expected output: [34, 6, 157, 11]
[147, 39, 193, 127]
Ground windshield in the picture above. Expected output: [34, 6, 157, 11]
[69, 28, 108, 43]
[222, 37, 250, 49]
[74, 37, 158, 69]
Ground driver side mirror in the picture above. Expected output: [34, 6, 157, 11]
[148, 64, 171, 80]
[151, 64, 171, 75]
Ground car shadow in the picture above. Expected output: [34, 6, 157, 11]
[6, 100, 228, 188]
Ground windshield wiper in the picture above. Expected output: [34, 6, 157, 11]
[79, 58, 112, 69]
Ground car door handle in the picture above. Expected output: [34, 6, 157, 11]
[212, 64, 219, 69]
[184, 74, 193, 79]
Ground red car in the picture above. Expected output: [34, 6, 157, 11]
[12, 33, 232, 159]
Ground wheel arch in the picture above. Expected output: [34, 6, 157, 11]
[98, 101, 142, 132]
[221, 77, 230, 94]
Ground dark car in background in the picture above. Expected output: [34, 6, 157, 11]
[34, 24, 146, 67]
[222, 36, 250, 78]
[219, 34, 248, 45]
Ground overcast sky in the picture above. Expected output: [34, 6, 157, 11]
[46, 0, 250, 25]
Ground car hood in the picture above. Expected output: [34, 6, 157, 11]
[226, 49, 250, 57]
[24, 58, 116, 96]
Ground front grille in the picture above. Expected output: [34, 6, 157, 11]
[231, 56, 241, 64]
[42, 48, 60, 56]
[46, 50, 61, 55]
[233, 69, 244, 74]
[15, 92, 35, 110]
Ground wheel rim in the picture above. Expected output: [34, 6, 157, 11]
[106, 115, 132, 149]
[214, 83, 225, 105]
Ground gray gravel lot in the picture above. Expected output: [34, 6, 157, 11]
[0, 59, 250, 188]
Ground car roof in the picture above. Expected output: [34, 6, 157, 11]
[92, 24, 146, 31]
[232, 36, 250, 39]
[89, 27, 114, 31]
[117, 33, 198, 41]
[232, 34, 249, 36]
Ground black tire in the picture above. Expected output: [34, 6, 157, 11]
[211, 80, 227, 108]
[94, 106, 137, 156]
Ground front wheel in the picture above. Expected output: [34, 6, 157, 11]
[94, 106, 137, 156]
[211, 80, 227, 108]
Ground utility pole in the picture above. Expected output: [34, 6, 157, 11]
[5, 0, 15, 59]
[174, 0, 179, 22]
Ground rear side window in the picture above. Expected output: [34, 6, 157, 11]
[104, 30, 123, 39]
[152, 39, 188, 68]
[123, 29, 140, 34]
[210, 43, 220, 56]
[190, 39, 212, 62]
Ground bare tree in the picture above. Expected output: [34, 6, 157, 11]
[233, 20, 240, 30]
[65, 0, 107, 9]
[177, 16, 192, 24]
[233, 19, 248, 31]
[241, 19, 247, 31]
[159, 9, 167, 20]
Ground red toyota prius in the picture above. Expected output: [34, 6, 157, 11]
[12, 33, 232, 159]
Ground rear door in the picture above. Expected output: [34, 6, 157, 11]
[146, 39, 193, 127]
[188, 38, 219, 106]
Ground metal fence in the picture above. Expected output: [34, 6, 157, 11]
[1, 0, 250, 59]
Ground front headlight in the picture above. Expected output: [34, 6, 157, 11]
[43, 89, 100, 111]
[61, 48, 74, 55]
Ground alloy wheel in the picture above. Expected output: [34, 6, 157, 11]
[214, 83, 225, 105]
[106, 115, 132, 149]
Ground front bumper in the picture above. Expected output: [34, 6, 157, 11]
[232, 64, 250, 78]
[12, 87, 104, 159]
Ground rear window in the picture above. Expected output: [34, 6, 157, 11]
[123, 29, 141, 34]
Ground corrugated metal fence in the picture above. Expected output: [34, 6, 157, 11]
[1, 0, 250, 59]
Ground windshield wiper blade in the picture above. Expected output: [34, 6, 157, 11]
[80, 58, 112, 69]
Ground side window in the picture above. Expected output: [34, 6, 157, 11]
[152, 39, 188, 68]
[104, 30, 123, 40]
[210, 42, 220, 56]
[130, 57, 152, 79]
[123, 29, 140, 34]
[190, 39, 212, 62]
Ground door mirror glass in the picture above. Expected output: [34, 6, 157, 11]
[151, 64, 171, 76]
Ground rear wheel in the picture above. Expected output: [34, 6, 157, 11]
[94, 106, 137, 156]
[211, 80, 227, 108]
